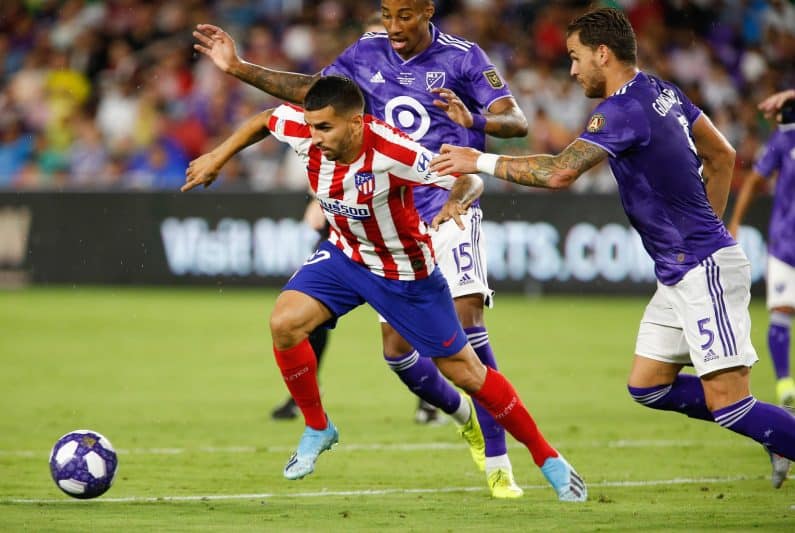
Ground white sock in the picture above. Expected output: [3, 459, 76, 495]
[450, 394, 471, 425]
[485, 454, 512, 474]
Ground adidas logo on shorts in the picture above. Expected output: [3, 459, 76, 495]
[704, 349, 719, 363]
[460, 273, 475, 285]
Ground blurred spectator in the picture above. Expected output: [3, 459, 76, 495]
[0, 0, 792, 194]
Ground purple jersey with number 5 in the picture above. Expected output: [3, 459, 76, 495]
[753, 124, 795, 267]
[578, 71, 734, 285]
[321, 24, 513, 223]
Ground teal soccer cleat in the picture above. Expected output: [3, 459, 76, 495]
[283, 418, 339, 480]
[540, 454, 587, 502]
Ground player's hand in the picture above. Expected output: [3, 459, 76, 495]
[431, 200, 468, 231]
[758, 89, 795, 119]
[431, 144, 482, 176]
[182, 153, 222, 192]
[193, 24, 240, 73]
[431, 88, 474, 129]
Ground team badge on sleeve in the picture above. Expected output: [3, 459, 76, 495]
[587, 113, 606, 133]
[483, 69, 504, 89]
[355, 172, 375, 195]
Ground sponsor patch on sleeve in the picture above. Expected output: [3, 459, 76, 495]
[586, 113, 606, 133]
[483, 69, 504, 89]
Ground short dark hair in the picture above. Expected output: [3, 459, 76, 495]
[780, 98, 795, 125]
[304, 76, 364, 115]
[567, 8, 637, 64]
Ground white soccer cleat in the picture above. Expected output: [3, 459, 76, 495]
[768, 448, 790, 489]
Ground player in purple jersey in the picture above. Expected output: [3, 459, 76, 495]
[431, 8, 795, 489]
[729, 98, 795, 410]
[190, 1, 568, 499]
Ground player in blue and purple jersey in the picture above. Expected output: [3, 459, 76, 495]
[729, 97, 795, 410]
[432, 8, 795, 489]
[192, 1, 586, 500]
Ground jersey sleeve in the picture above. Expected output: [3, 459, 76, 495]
[405, 146, 458, 190]
[267, 104, 312, 158]
[670, 83, 703, 126]
[320, 41, 357, 79]
[753, 132, 782, 178]
[578, 97, 650, 157]
[460, 44, 513, 111]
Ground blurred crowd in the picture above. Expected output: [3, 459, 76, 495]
[0, 0, 793, 193]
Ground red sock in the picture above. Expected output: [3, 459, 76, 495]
[273, 338, 326, 430]
[471, 367, 558, 466]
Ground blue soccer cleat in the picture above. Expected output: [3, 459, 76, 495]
[283, 418, 339, 480]
[540, 453, 587, 502]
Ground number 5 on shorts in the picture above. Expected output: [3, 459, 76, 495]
[697, 317, 714, 349]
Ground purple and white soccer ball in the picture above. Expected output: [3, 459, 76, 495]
[49, 429, 118, 499]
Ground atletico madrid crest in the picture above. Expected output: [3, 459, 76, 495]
[355, 172, 375, 195]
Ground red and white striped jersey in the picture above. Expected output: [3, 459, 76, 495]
[268, 104, 458, 280]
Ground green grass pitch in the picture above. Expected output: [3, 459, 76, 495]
[1, 287, 793, 531]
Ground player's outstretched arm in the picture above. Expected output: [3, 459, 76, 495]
[182, 109, 274, 192]
[431, 174, 484, 230]
[726, 170, 766, 239]
[431, 89, 528, 138]
[758, 89, 795, 119]
[193, 24, 317, 105]
[691, 113, 736, 218]
[430, 139, 606, 189]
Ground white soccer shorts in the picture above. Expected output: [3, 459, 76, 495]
[635, 244, 758, 377]
[378, 206, 493, 323]
[767, 254, 795, 310]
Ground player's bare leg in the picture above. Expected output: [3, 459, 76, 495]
[270, 290, 338, 480]
[435, 346, 587, 502]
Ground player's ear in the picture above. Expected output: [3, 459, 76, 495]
[349, 112, 363, 129]
[422, 0, 434, 21]
[597, 44, 610, 66]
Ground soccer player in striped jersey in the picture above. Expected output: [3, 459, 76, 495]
[192, 0, 556, 499]
[183, 75, 587, 501]
[431, 8, 795, 488]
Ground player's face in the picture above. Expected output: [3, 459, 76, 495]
[567, 32, 607, 99]
[380, 0, 434, 59]
[304, 106, 363, 163]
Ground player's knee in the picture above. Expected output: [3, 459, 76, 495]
[269, 310, 301, 345]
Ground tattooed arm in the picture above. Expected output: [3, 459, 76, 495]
[194, 24, 318, 104]
[430, 139, 608, 190]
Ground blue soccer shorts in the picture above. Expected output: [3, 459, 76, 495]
[283, 240, 467, 357]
